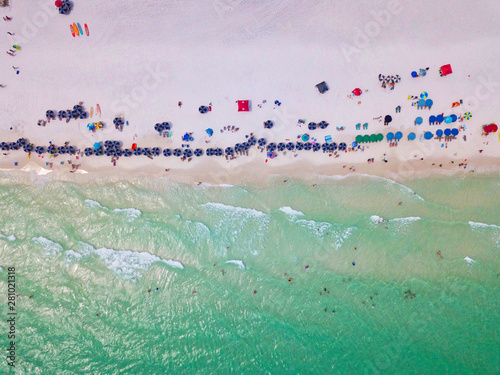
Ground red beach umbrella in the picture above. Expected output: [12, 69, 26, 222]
[55, 0, 63, 7]
[484, 124, 498, 133]
[352, 88, 362, 96]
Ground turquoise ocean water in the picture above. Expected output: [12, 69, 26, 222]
[0, 173, 499, 374]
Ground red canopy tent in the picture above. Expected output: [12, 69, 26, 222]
[237, 100, 250, 112]
[483, 123, 498, 133]
[440, 64, 452, 76]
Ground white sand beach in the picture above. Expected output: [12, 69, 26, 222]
[0, 0, 499, 184]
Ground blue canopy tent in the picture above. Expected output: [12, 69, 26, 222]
[408, 132, 416, 140]
[386, 132, 394, 141]
[451, 128, 459, 136]
[417, 99, 425, 108]
[424, 131, 433, 140]
[395, 131, 403, 140]
[415, 117, 423, 125]
[436, 129, 443, 137]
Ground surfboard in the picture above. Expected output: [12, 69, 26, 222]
[90, 107, 93, 118]
[96, 104, 101, 117]
[419, 133, 424, 142]
[77, 23, 83, 36]
[73, 23, 79, 36]
[84, 24, 89, 36]
[70, 24, 75, 37]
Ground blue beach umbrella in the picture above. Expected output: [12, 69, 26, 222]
[73, 104, 83, 113]
[264, 120, 274, 129]
[248, 137, 257, 146]
[206, 148, 213, 156]
[163, 148, 172, 157]
[105, 149, 114, 157]
[258, 138, 267, 147]
[35, 146, 45, 154]
[445, 116, 452, 124]
[312, 143, 321, 152]
[318, 121, 329, 129]
[267, 143, 276, 151]
[173, 148, 182, 157]
[339, 142, 347, 151]
[47, 145, 56, 154]
[46, 110, 55, 119]
[234, 143, 242, 152]
[199, 106, 209, 114]
[72, 110, 79, 119]
[154, 123, 164, 133]
[425, 99, 433, 108]
[386, 132, 394, 141]
[296, 142, 304, 151]
[329, 142, 338, 151]
[286, 142, 295, 151]
[352, 142, 357, 148]
[58, 110, 67, 118]
[436, 129, 443, 137]
[308, 122, 317, 131]
[450, 114, 457, 122]
[123, 149, 132, 157]
[183, 133, 190, 142]
[184, 148, 193, 158]
[133, 147, 143, 156]
[162, 122, 171, 130]
[79, 112, 88, 119]
[411, 71, 418, 78]
[241, 143, 249, 151]
[17, 138, 27, 146]
[436, 114, 444, 123]
[104, 140, 113, 148]
[67, 146, 75, 154]
[277, 142, 286, 152]
[304, 142, 312, 150]
[215, 148, 223, 156]
[143, 148, 151, 156]
[206, 128, 213, 136]
[395, 131, 403, 140]
[0, 142, 8, 150]
[451, 128, 459, 136]
[194, 148, 203, 157]
[84, 147, 93, 156]
[9, 142, 19, 150]
[322, 143, 329, 151]
[415, 117, 423, 125]
[408, 132, 416, 140]
[444, 129, 451, 136]
[151, 147, 161, 156]
[225, 147, 234, 155]
[424, 131, 433, 140]
[429, 115, 436, 125]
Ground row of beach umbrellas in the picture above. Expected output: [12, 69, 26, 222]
[47, 105, 87, 121]
[308, 121, 329, 130]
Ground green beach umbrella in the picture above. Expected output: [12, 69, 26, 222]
[362, 134, 370, 143]
[355, 135, 363, 143]
[376, 133, 383, 142]
[370, 134, 377, 143]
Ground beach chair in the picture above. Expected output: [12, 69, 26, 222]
[325, 135, 332, 143]
[363, 123, 368, 130]
[356, 123, 361, 130]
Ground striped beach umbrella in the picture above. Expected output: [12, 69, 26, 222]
[163, 148, 172, 157]
[420, 92, 428, 99]
[194, 149, 203, 157]
[463, 112, 472, 120]
[312, 143, 321, 152]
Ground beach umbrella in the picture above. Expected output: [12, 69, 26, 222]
[0, 142, 8, 151]
[425, 99, 433, 108]
[352, 142, 357, 148]
[206, 148, 213, 156]
[206, 128, 213, 136]
[184, 148, 193, 158]
[48, 145, 56, 154]
[304, 142, 312, 150]
[104, 149, 114, 157]
[308, 122, 317, 131]
[241, 142, 249, 151]
[123, 149, 132, 157]
[35, 146, 45, 154]
[384, 115, 392, 123]
[194, 148, 203, 157]
[415, 117, 423, 125]
[394, 75, 401, 83]
[424, 131, 433, 140]
[55, 0, 63, 7]
[417, 99, 425, 108]
[59, 4, 70, 14]
[67, 146, 75, 154]
[93, 142, 101, 150]
[420, 92, 428, 99]
[66, 110, 72, 119]
[154, 123, 164, 133]
[104, 140, 113, 148]
[450, 114, 457, 122]
[322, 143, 329, 151]
[429, 115, 436, 125]
[378, 74, 386, 82]
[277, 142, 286, 152]
[183, 133, 190, 142]
[301, 134, 309, 142]
[46, 110, 55, 119]
[58, 110, 67, 118]
[419, 69, 427, 77]
[286, 142, 295, 151]
[17, 138, 27, 146]
[484, 124, 498, 133]
[143, 148, 151, 156]
[215, 148, 223, 156]
[225, 147, 234, 155]
[339, 142, 347, 151]
[113, 118, 124, 127]
[444, 129, 451, 136]
[264, 120, 274, 129]
[163, 148, 172, 157]
[395, 131, 403, 140]
[258, 138, 267, 147]
[386, 75, 395, 83]
[451, 128, 459, 136]
[370, 134, 378, 143]
[151, 147, 161, 156]
[464, 112, 472, 120]
[436, 129, 443, 137]
[234, 143, 242, 152]
[114, 149, 122, 157]
[312, 143, 321, 152]
[444, 116, 452, 124]
[133, 147, 143, 156]
[296, 142, 304, 151]
[355, 135, 363, 143]
[267, 143, 276, 151]
[352, 88, 362, 96]
[436, 114, 444, 123]
[173, 148, 182, 157]
[73, 104, 83, 113]
[386, 132, 394, 141]
[71, 110, 79, 119]
[248, 137, 257, 146]
[362, 134, 370, 143]
[329, 142, 337, 151]
[79, 112, 88, 119]
[376, 133, 383, 142]
[162, 122, 171, 131]
[411, 71, 418, 78]
[318, 121, 329, 129]
[113, 141, 121, 149]
[199, 106, 208, 114]
[23, 144, 33, 153]
[408, 132, 416, 140]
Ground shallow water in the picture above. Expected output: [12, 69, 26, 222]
[0, 173, 499, 374]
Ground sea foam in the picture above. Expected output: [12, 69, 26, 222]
[0, 232, 16, 241]
[225, 260, 246, 269]
[32, 236, 64, 255]
[85, 199, 142, 221]
[203, 202, 267, 217]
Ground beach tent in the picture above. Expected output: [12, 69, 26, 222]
[316, 81, 329, 94]
[206, 128, 213, 136]
[484, 124, 498, 133]
[440, 64, 452, 76]
[237, 100, 250, 112]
